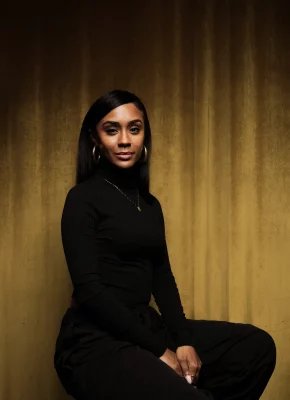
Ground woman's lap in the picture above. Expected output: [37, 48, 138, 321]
[71, 344, 213, 400]
[55, 311, 275, 400]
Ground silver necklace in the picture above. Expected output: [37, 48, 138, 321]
[101, 176, 142, 212]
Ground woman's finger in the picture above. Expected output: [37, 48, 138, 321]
[188, 360, 199, 377]
[192, 359, 202, 384]
[175, 361, 184, 377]
[179, 359, 190, 377]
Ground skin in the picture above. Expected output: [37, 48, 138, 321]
[94, 103, 145, 168]
[93, 102, 202, 384]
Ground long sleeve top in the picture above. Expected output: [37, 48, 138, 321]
[61, 158, 193, 358]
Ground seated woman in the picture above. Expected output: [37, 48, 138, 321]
[54, 90, 276, 400]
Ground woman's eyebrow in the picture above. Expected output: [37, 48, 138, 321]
[128, 119, 143, 125]
[102, 121, 120, 127]
[102, 119, 143, 128]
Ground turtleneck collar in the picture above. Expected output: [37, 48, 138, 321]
[94, 156, 140, 189]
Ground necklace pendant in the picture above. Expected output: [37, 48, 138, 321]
[137, 206, 141, 212]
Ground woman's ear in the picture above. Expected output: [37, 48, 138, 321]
[90, 131, 97, 145]
[90, 133, 102, 150]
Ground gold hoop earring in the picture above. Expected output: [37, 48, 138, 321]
[92, 145, 101, 164]
[141, 145, 148, 163]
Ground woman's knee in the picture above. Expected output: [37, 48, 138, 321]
[251, 326, 276, 367]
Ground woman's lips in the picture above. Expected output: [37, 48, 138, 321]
[115, 153, 134, 160]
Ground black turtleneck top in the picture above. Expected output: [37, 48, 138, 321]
[61, 158, 192, 357]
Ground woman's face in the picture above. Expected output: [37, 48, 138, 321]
[95, 103, 145, 168]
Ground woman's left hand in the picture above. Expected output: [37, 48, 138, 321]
[176, 345, 202, 385]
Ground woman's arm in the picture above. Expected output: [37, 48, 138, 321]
[61, 187, 167, 357]
[152, 199, 194, 348]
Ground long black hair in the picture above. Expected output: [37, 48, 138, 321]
[76, 90, 152, 193]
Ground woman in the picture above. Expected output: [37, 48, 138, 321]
[54, 90, 276, 400]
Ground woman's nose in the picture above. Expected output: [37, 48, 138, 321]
[118, 129, 131, 145]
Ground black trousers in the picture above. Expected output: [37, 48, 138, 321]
[54, 307, 276, 400]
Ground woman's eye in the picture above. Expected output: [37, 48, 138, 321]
[106, 128, 117, 135]
[130, 127, 140, 134]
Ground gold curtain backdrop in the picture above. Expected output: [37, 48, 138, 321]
[1, 1, 290, 399]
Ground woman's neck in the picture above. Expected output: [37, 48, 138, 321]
[95, 156, 140, 189]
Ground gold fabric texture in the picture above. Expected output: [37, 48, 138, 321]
[1, 1, 289, 399]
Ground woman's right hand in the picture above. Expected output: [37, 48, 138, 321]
[159, 348, 183, 377]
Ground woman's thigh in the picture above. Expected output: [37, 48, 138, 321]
[70, 344, 213, 400]
[185, 319, 276, 398]
[186, 319, 259, 361]
[186, 319, 275, 365]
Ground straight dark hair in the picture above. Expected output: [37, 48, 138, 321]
[76, 90, 152, 193]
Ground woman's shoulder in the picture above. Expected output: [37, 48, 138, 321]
[63, 174, 104, 206]
[146, 192, 163, 212]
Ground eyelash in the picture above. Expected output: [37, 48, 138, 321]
[105, 127, 141, 135]
[131, 127, 140, 134]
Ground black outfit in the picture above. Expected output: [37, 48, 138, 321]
[54, 158, 276, 400]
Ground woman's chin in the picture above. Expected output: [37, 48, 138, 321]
[111, 156, 138, 168]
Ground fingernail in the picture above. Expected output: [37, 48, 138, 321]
[185, 375, 192, 384]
